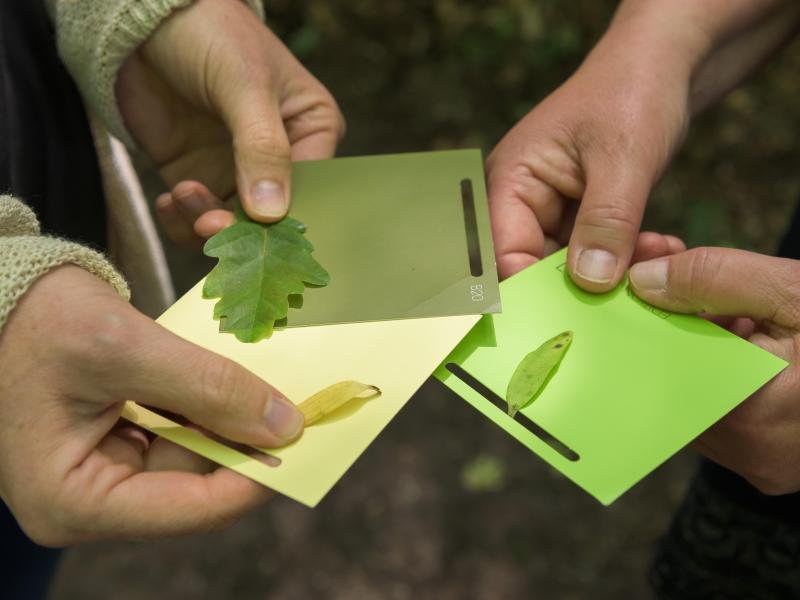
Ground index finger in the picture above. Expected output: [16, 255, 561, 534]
[96, 468, 272, 540]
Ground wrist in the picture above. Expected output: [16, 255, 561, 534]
[577, 0, 795, 117]
[688, 1, 800, 114]
[586, 2, 716, 86]
[607, 0, 791, 60]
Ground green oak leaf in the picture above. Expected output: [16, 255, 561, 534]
[202, 205, 330, 342]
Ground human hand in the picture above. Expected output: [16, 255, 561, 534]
[0, 266, 303, 545]
[116, 0, 344, 246]
[486, 25, 691, 290]
[486, 0, 799, 291]
[630, 247, 800, 494]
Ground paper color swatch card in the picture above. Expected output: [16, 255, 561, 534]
[270, 149, 500, 327]
[121, 150, 491, 507]
[122, 150, 786, 508]
[124, 300, 479, 507]
[435, 249, 787, 504]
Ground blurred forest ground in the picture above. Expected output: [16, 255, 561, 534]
[51, 1, 800, 599]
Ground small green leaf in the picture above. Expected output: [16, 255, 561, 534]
[506, 331, 572, 417]
[202, 205, 330, 342]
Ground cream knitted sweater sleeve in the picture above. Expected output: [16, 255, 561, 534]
[0, 0, 267, 334]
[0, 196, 130, 331]
[48, 0, 265, 147]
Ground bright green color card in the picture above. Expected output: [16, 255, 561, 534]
[435, 249, 787, 505]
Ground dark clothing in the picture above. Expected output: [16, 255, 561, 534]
[0, 508, 61, 600]
[0, 0, 106, 247]
[651, 212, 800, 599]
[778, 204, 800, 260]
[651, 461, 800, 599]
[1, 0, 108, 598]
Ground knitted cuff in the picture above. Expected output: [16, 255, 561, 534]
[0, 196, 130, 332]
[0, 197, 40, 237]
[52, 0, 266, 147]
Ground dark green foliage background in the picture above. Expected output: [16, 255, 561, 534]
[268, 0, 799, 252]
[53, 2, 800, 598]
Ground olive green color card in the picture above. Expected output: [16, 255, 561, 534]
[278, 149, 500, 326]
[435, 249, 787, 505]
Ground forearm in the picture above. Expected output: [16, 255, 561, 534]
[582, 0, 799, 114]
[611, 0, 791, 49]
[690, 2, 800, 113]
[48, 0, 265, 146]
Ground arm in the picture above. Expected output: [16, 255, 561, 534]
[48, 0, 344, 228]
[603, 0, 800, 113]
[689, 2, 800, 112]
[45, 0, 264, 147]
[0, 195, 302, 544]
[487, 0, 800, 291]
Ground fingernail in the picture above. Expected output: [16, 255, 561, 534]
[155, 194, 172, 210]
[264, 393, 303, 439]
[250, 180, 286, 218]
[117, 427, 150, 453]
[576, 249, 617, 283]
[176, 193, 204, 215]
[630, 259, 668, 291]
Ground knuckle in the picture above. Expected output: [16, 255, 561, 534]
[235, 123, 291, 164]
[60, 307, 141, 372]
[771, 261, 800, 325]
[577, 203, 639, 244]
[673, 247, 719, 303]
[198, 358, 247, 419]
[785, 263, 800, 295]
[295, 95, 347, 143]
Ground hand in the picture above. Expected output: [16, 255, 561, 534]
[486, 0, 800, 291]
[486, 24, 691, 290]
[630, 247, 800, 494]
[116, 0, 345, 246]
[0, 266, 304, 545]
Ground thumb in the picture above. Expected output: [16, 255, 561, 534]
[568, 157, 653, 292]
[98, 320, 304, 448]
[629, 247, 800, 326]
[218, 83, 293, 223]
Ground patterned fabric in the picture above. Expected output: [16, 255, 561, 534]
[650, 209, 800, 599]
[650, 461, 800, 599]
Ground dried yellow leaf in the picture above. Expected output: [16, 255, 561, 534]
[297, 381, 381, 425]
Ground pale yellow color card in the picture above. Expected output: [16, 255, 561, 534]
[122, 281, 479, 507]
